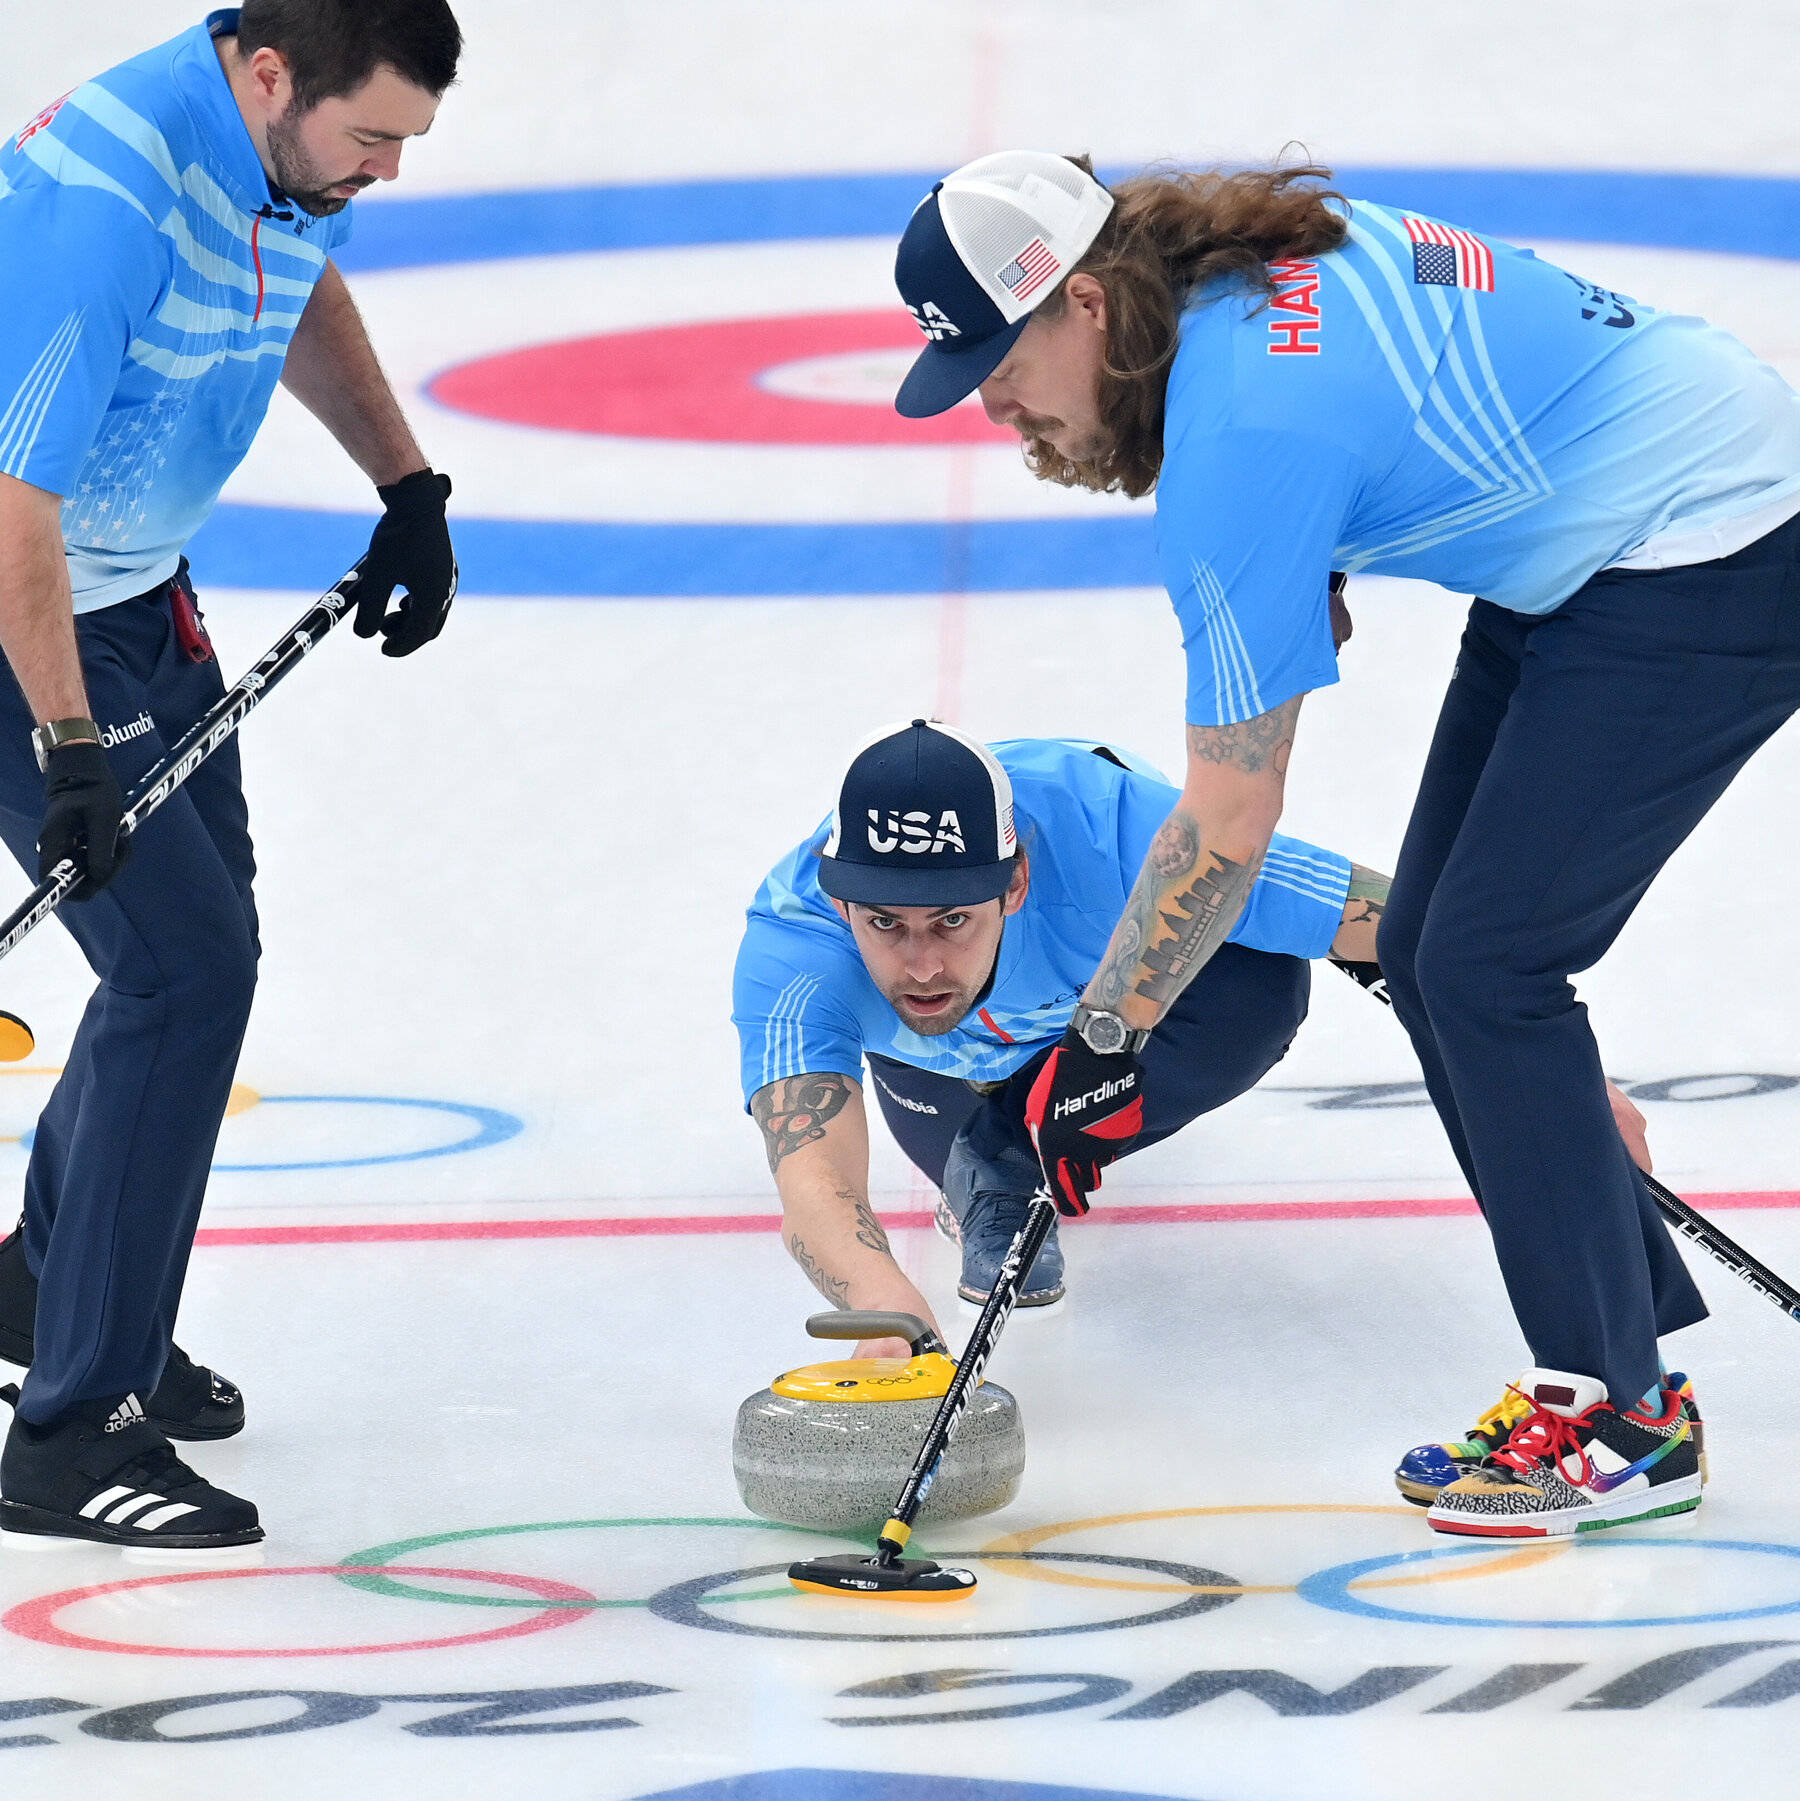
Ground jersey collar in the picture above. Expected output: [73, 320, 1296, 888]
[170, 10, 293, 216]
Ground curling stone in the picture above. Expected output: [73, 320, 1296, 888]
[734, 1311, 1025, 1532]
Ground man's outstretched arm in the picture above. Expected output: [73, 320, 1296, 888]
[749, 1071, 941, 1358]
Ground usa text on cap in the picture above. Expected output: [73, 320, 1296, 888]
[818, 718, 1019, 906]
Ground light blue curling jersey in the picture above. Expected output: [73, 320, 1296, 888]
[0, 10, 352, 611]
[733, 738, 1352, 1102]
[1162, 198, 1800, 726]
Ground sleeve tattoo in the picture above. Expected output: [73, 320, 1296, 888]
[1339, 864, 1390, 934]
[1088, 699, 1299, 1014]
[750, 1072, 854, 1174]
[846, 1188, 892, 1255]
[787, 1237, 850, 1305]
[1184, 698, 1300, 775]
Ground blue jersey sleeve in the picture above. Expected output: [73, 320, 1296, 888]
[1234, 832, 1351, 959]
[732, 915, 869, 1108]
[0, 174, 166, 495]
[1156, 426, 1359, 727]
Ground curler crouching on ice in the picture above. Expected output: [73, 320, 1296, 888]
[737, 718, 1400, 1352]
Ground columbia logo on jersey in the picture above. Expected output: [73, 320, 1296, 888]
[873, 1073, 938, 1115]
[866, 809, 966, 854]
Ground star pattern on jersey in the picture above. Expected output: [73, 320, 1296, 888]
[64, 388, 188, 547]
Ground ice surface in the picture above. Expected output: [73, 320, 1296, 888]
[0, 4, 1799, 1797]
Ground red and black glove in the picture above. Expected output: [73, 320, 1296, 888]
[1025, 1028, 1145, 1217]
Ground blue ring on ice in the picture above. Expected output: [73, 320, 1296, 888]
[191, 168, 1800, 598]
[211, 1087, 526, 1174]
[209, 1094, 523, 1171]
[20, 1092, 521, 1168]
[1297, 1536, 1800, 1628]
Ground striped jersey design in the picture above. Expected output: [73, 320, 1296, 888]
[0, 19, 352, 609]
[1186, 557, 1265, 724]
[1333, 210, 1554, 570]
[0, 311, 84, 481]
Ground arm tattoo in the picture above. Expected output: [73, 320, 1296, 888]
[788, 1236, 850, 1306]
[1089, 701, 1297, 1015]
[1185, 696, 1301, 775]
[1091, 813, 1202, 1008]
[1132, 848, 1256, 1007]
[750, 1073, 853, 1174]
[846, 1189, 892, 1256]
[1339, 863, 1390, 933]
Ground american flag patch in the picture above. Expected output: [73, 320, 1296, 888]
[1404, 215, 1494, 292]
[997, 237, 1060, 302]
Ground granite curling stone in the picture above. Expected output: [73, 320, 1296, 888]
[733, 1311, 1025, 1532]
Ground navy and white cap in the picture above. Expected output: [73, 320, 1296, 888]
[894, 150, 1115, 419]
[817, 718, 1019, 906]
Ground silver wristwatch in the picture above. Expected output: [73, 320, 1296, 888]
[1069, 1002, 1150, 1056]
[31, 717, 100, 773]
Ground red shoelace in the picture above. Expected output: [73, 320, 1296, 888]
[1488, 1387, 1601, 1488]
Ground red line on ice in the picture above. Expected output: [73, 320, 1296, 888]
[192, 1188, 1800, 1247]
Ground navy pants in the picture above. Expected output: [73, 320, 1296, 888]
[0, 582, 257, 1425]
[1379, 513, 1800, 1407]
[867, 941, 1311, 1188]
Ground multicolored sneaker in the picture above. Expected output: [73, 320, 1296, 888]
[1426, 1368, 1702, 1538]
[1396, 1369, 1707, 1505]
[1664, 1370, 1708, 1484]
[1393, 1380, 1535, 1506]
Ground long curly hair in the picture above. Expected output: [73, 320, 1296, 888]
[1025, 156, 1348, 499]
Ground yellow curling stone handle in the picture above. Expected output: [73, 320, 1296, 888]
[772, 1351, 961, 1403]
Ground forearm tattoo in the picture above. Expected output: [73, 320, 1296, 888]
[846, 1188, 892, 1256]
[750, 1073, 853, 1174]
[787, 1236, 850, 1306]
[1340, 863, 1390, 933]
[1086, 698, 1298, 1013]
[1133, 848, 1257, 1008]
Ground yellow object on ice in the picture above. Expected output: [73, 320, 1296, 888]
[771, 1352, 960, 1403]
[0, 1012, 34, 1063]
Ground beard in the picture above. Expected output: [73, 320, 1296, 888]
[882, 982, 980, 1038]
[1021, 416, 1111, 468]
[266, 108, 375, 217]
[877, 940, 1005, 1038]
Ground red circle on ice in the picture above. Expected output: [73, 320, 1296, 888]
[2, 1564, 598, 1658]
[427, 310, 1010, 446]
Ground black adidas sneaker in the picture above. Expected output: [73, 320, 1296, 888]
[0, 1392, 262, 1553]
[0, 1226, 244, 1441]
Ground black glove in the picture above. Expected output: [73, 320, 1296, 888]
[38, 741, 129, 901]
[354, 470, 457, 658]
[1024, 1027, 1145, 1217]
